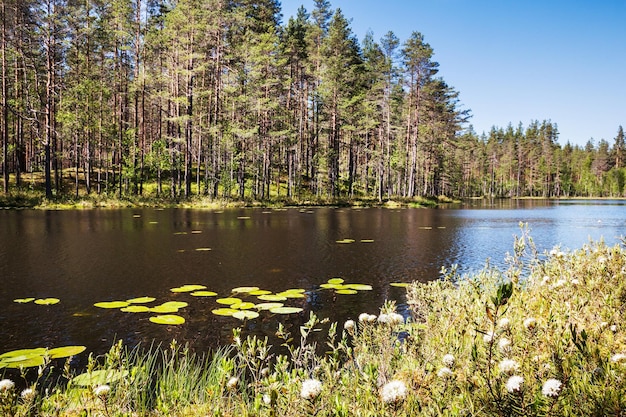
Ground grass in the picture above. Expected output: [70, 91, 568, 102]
[1, 231, 625, 416]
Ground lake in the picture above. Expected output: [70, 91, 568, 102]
[0, 199, 624, 360]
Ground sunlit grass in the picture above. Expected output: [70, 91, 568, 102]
[1, 232, 625, 416]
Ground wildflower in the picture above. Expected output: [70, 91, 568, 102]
[377, 314, 390, 324]
[541, 275, 551, 285]
[553, 279, 566, 288]
[437, 367, 453, 378]
[600, 321, 609, 329]
[359, 313, 376, 323]
[542, 378, 562, 397]
[0, 379, 14, 392]
[380, 380, 407, 404]
[498, 337, 512, 353]
[344, 319, 356, 331]
[20, 388, 36, 401]
[506, 375, 523, 393]
[483, 330, 496, 343]
[498, 359, 519, 374]
[300, 379, 322, 400]
[497, 317, 511, 330]
[610, 353, 626, 363]
[523, 318, 537, 330]
[610, 324, 617, 332]
[442, 354, 455, 367]
[388, 312, 404, 325]
[598, 256, 607, 264]
[93, 384, 110, 397]
[263, 394, 271, 405]
[571, 278, 580, 286]
[226, 377, 239, 390]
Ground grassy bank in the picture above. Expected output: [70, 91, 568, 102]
[1, 233, 625, 416]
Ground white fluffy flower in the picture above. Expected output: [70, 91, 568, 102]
[505, 375, 523, 393]
[523, 318, 537, 330]
[380, 380, 407, 404]
[93, 384, 110, 397]
[388, 313, 404, 325]
[498, 337, 512, 353]
[442, 354, 455, 367]
[498, 359, 519, 374]
[344, 319, 356, 331]
[359, 313, 377, 323]
[300, 379, 322, 400]
[483, 331, 496, 343]
[437, 367, 453, 378]
[226, 377, 239, 390]
[20, 388, 36, 401]
[497, 317, 511, 330]
[542, 378, 562, 397]
[0, 379, 15, 392]
[610, 353, 626, 363]
[610, 324, 618, 332]
[263, 394, 271, 405]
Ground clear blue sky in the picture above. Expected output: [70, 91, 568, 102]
[280, 0, 626, 147]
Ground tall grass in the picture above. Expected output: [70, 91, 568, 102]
[1, 233, 625, 416]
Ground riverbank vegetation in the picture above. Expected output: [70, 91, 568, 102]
[1, 233, 625, 416]
[1, 1, 624, 205]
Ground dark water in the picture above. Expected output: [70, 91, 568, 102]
[0, 200, 624, 359]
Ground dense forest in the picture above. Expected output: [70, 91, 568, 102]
[0, 0, 624, 202]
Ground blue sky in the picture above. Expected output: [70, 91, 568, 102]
[280, 1, 626, 147]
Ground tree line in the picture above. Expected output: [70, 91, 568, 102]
[1, 0, 624, 201]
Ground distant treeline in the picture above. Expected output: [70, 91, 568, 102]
[0, 0, 624, 200]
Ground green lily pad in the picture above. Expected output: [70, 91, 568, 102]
[121, 305, 151, 313]
[71, 369, 129, 387]
[257, 294, 287, 302]
[13, 298, 35, 304]
[233, 310, 260, 320]
[216, 297, 242, 305]
[35, 298, 60, 305]
[195, 247, 212, 251]
[161, 301, 188, 309]
[249, 289, 272, 296]
[232, 286, 260, 294]
[48, 346, 87, 359]
[171, 284, 207, 293]
[390, 282, 410, 288]
[277, 291, 306, 299]
[212, 308, 238, 316]
[269, 307, 303, 315]
[126, 297, 156, 304]
[344, 284, 373, 291]
[360, 239, 375, 243]
[255, 302, 284, 311]
[1, 354, 45, 368]
[336, 289, 358, 295]
[320, 283, 341, 290]
[237, 216, 250, 220]
[191, 291, 218, 297]
[94, 301, 130, 309]
[149, 315, 185, 325]
[230, 302, 256, 310]
[336, 239, 355, 244]
[328, 278, 345, 285]
[150, 305, 179, 313]
[0, 348, 47, 360]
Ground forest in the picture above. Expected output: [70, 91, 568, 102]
[0, 0, 624, 203]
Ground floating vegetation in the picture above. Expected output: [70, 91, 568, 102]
[173, 232, 188, 235]
[126, 296, 156, 304]
[336, 238, 355, 244]
[194, 247, 212, 251]
[233, 310, 259, 320]
[120, 305, 151, 313]
[360, 239, 375, 243]
[149, 315, 185, 325]
[230, 302, 256, 310]
[0, 346, 86, 369]
[231, 286, 260, 294]
[216, 297, 242, 305]
[336, 289, 358, 295]
[13, 298, 35, 303]
[257, 294, 287, 302]
[34, 298, 60, 305]
[71, 369, 129, 387]
[344, 284, 373, 291]
[212, 308, 238, 316]
[170, 284, 207, 293]
[276, 290, 306, 299]
[248, 289, 272, 296]
[255, 302, 284, 311]
[191, 230, 202, 234]
[269, 306, 303, 315]
[319, 278, 373, 295]
[94, 301, 130, 309]
[150, 305, 180, 314]
[190, 290, 218, 297]
[237, 216, 251, 220]
[328, 278, 344, 285]
[390, 282, 410, 288]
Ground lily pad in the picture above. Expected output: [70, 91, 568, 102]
[71, 369, 129, 387]
[336, 239, 355, 244]
[191, 291, 218, 297]
[232, 286, 260, 294]
[360, 239, 375, 243]
[195, 247, 212, 251]
[269, 306, 303, 315]
[13, 298, 35, 304]
[171, 284, 207, 293]
[344, 284, 373, 291]
[212, 308, 238, 316]
[121, 305, 151, 313]
[255, 302, 284, 311]
[320, 283, 341, 290]
[328, 278, 345, 285]
[48, 346, 86, 359]
[161, 301, 188, 309]
[230, 302, 256, 310]
[390, 282, 410, 288]
[94, 301, 130, 309]
[150, 305, 180, 314]
[257, 294, 287, 302]
[35, 298, 60, 305]
[249, 289, 272, 296]
[126, 297, 156, 304]
[277, 291, 306, 299]
[233, 310, 260, 320]
[216, 297, 242, 305]
[149, 315, 185, 325]
[336, 289, 358, 295]
[1, 354, 45, 368]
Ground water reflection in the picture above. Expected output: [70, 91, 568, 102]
[0, 201, 624, 357]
